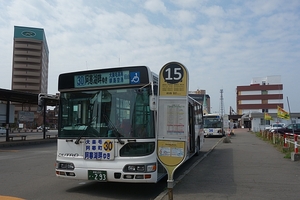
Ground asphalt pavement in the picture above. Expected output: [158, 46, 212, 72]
[160, 128, 300, 200]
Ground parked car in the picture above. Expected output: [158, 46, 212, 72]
[0, 127, 6, 135]
[271, 123, 300, 135]
[265, 123, 285, 131]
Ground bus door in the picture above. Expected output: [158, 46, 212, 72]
[188, 103, 195, 153]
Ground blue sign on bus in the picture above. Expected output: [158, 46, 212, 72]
[130, 72, 140, 84]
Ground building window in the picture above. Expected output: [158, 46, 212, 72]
[262, 109, 268, 113]
[261, 90, 267, 95]
[261, 118, 270, 125]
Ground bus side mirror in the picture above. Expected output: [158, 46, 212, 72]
[149, 95, 157, 111]
[152, 85, 158, 95]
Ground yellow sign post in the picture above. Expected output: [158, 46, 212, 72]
[157, 62, 189, 200]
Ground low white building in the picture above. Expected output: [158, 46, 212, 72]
[249, 112, 300, 132]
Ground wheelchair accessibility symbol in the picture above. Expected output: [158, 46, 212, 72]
[130, 72, 140, 84]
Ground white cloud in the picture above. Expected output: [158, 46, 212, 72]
[172, 0, 204, 9]
[169, 9, 197, 25]
[246, 0, 283, 16]
[144, 0, 167, 14]
[201, 5, 225, 18]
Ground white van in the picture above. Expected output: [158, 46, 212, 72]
[265, 123, 285, 131]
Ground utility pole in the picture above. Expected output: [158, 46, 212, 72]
[220, 89, 224, 117]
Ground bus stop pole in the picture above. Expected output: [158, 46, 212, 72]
[167, 179, 174, 200]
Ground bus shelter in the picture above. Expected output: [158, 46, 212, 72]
[0, 88, 59, 141]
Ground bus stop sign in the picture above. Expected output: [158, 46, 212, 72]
[157, 62, 189, 199]
[159, 62, 188, 96]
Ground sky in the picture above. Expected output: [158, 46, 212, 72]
[0, 0, 299, 113]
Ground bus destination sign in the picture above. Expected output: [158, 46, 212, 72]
[75, 71, 130, 88]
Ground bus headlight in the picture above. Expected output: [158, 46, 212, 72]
[146, 163, 156, 172]
[127, 165, 136, 172]
[56, 162, 75, 170]
[124, 163, 156, 173]
[136, 165, 145, 172]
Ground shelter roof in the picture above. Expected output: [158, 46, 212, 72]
[0, 88, 58, 106]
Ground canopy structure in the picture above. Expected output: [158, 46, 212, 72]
[0, 88, 58, 106]
[0, 88, 59, 141]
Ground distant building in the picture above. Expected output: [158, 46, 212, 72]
[11, 26, 49, 128]
[236, 76, 283, 115]
[249, 112, 300, 132]
[12, 26, 49, 94]
[189, 90, 211, 114]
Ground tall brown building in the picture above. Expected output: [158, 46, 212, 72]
[12, 26, 49, 94]
[11, 26, 49, 126]
[236, 76, 283, 115]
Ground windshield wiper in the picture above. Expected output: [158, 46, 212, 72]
[75, 135, 82, 144]
[75, 125, 89, 144]
[103, 114, 125, 145]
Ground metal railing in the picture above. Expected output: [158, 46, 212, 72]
[284, 133, 299, 153]
[259, 130, 300, 154]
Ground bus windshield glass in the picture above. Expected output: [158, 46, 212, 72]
[59, 87, 154, 139]
[203, 117, 222, 128]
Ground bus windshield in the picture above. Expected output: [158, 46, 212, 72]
[59, 87, 154, 139]
[203, 117, 222, 128]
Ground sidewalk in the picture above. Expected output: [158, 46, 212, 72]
[163, 129, 300, 200]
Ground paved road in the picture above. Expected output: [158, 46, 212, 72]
[0, 135, 221, 199]
[160, 128, 300, 200]
[3, 128, 298, 199]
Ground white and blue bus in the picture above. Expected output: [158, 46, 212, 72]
[55, 66, 204, 183]
[203, 113, 225, 137]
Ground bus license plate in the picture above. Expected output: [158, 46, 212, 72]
[88, 170, 107, 181]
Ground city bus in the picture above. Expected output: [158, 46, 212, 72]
[203, 113, 225, 137]
[55, 66, 204, 183]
